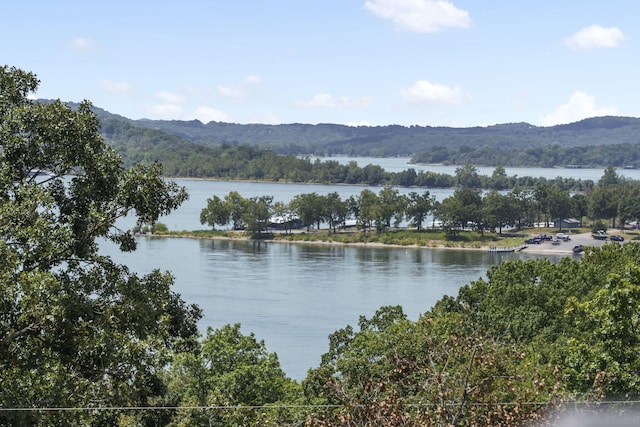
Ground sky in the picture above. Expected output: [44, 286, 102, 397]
[3, 1, 638, 128]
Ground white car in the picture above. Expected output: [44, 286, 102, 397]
[556, 233, 570, 241]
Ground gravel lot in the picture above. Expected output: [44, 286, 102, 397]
[519, 231, 626, 255]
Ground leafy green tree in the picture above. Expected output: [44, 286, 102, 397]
[304, 306, 556, 426]
[405, 191, 435, 231]
[323, 192, 348, 233]
[489, 165, 509, 190]
[200, 195, 232, 230]
[166, 324, 303, 426]
[0, 66, 201, 426]
[564, 265, 640, 396]
[597, 165, 621, 188]
[225, 191, 249, 230]
[243, 195, 273, 237]
[152, 222, 169, 234]
[571, 193, 588, 226]
[436, 187, 484, 235]
[588, 186, 620, 227]
[546, 185, 572, 230]
[511, 185, 535, 227]
[483, 190, 518, 234]
[455, 164, 481, 189]
[290, 192, 325, 231]
[355, 189, 379, 234]
[618, 184, 640, 229]
[533, 181, 551, 226]
[376, 186, 406, 230]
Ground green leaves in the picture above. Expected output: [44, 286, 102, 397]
[0, 66, 199, 425]
[166, 324, 301, 426]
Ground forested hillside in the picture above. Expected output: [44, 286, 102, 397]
[125, 112, 640, 165]
[60, 101, 640, 169]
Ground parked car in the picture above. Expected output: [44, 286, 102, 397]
[525, 238, 541, 244]
[610, 235, 624, 242]
[592, 230, 608, 240]
[556, 233, 570, 241]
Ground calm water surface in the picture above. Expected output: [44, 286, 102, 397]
[106, 235, 560, 380]
[106, 161, 595, 379]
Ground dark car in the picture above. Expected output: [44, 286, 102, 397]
[525, 238, 541, 244]
[610, 235, 624, 242]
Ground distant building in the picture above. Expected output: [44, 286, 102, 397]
[554, 218, 580, 229]
[268, 215, 305, 230]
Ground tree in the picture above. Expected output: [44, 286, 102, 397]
[597, 165, 621, 188]
[356, 189, 379, 234]
[0, 66, 201, 425]
[166, 324, 302, 426]
[376, 186, 406, 230]
[490, 165, 509, 190]
[546, 185, 572, 230]
[588, 186, 620, 227]
[618, 184, 640, 229]
[533, 181, 551, 226]
[243, 195, 273, 237]
[436, 187, 484, 235]
[455, 164, 481, 189]
[324, 192, 348, 233]
[290, 192, 325, 231]
[571, 193, 588, 227]
[565, 265, 640, 396]
[510, 185, 534, 228]
[225, 191, 249, 230]
[405, 191, 436, 231]
[483, 190, 518, 234]
[200, 195, 232, 230]
[304, 306, 556, 426]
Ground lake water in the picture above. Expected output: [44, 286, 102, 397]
[105, 161, 613, 380]
[310, 156, 640, 181]
[106, 236, 559, 381]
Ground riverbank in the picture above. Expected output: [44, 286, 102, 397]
[147, 228, 634, 256]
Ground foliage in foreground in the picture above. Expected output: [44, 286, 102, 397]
[154, 243, 640, 426]
[0, 65, 201, 426]
[300, 243, 640, 426]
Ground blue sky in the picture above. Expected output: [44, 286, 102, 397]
[4, 1, 638, 127]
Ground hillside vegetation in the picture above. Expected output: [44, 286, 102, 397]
[98, 106, 640, 167]
[55, 101, 640, 175]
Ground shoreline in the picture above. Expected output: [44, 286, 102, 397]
[142, 231, 623, 256]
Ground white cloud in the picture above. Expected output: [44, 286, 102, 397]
[98, 80, 133, 95]
[363, 0, 471, 33]
[401, 80, 462, 104]
[155, 91, 185, 104]
[541, 91, 617, 126]
[295, 93, 373, 109]
[564, 25, 625, 51]
[147, 104, 184, 119]
[71, 37, 96, 52]
[218, 75, 262, 98]
[194, 106, 231, 123]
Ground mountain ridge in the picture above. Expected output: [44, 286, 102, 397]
[87, 102, 640, 157]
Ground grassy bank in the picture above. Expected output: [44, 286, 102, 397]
[160, 227, 539, 249]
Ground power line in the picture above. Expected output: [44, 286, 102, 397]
[1, 400, 640, 412]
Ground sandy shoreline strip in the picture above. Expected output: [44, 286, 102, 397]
[145, 231, 625, 256]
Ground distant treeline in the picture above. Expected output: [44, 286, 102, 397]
[410, 142, 640, 168]
[111, 109, 640, 167]
[103, 118, 595, 191]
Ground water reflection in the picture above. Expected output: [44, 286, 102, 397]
[105, 235, 561, 380]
